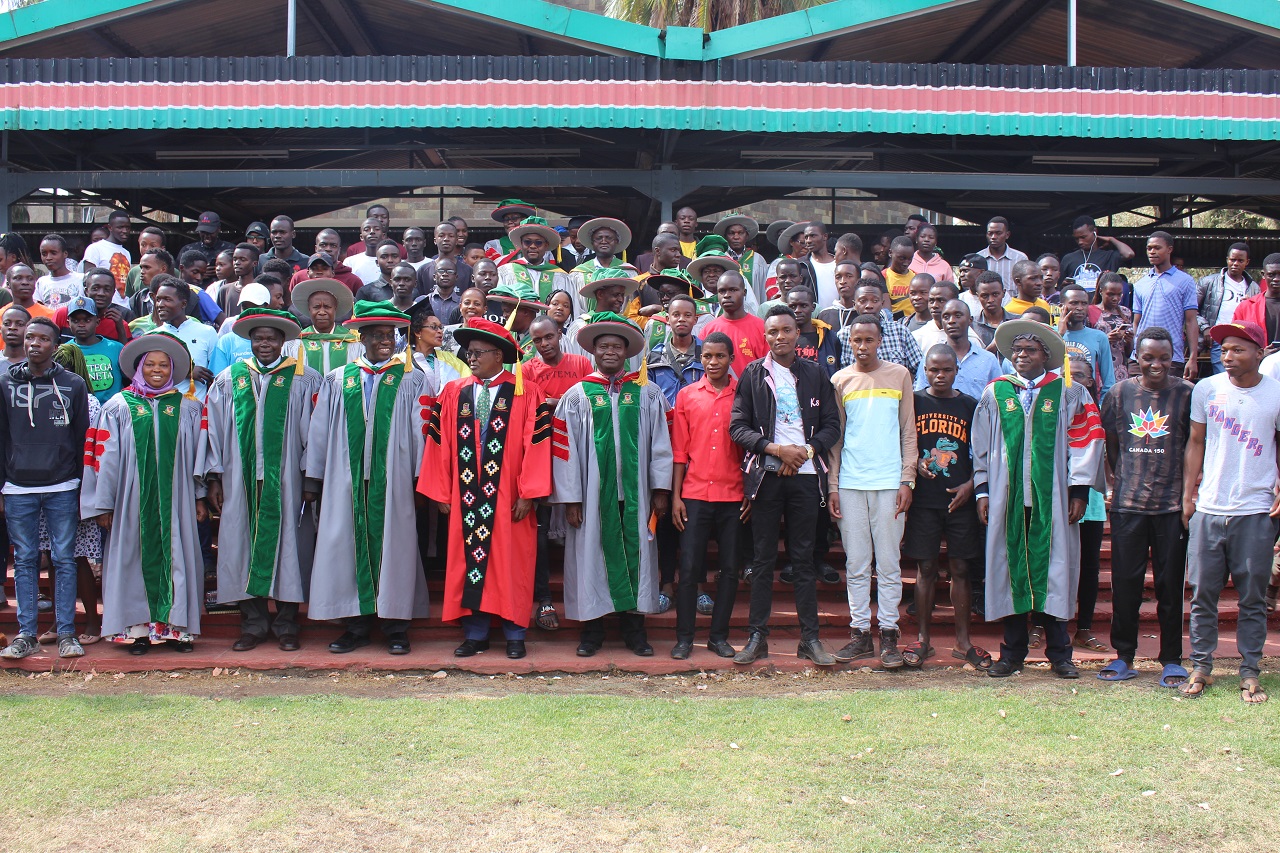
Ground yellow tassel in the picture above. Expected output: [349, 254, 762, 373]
[556, 244, 561, 263]
[292, 355, 304, 376]
[1063, 364, 1072, 388]
[505, 300, 519, 331]
[638, 355, 648, 386]
[514, 363, 524, 396]
[622, 250, 627, 263]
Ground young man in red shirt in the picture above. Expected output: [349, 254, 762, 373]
[670, 331, 748, 660]
[702, 270, 766, 378]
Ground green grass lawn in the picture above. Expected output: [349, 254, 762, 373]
[1, 674, 1277, 852]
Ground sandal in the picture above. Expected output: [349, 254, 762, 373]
[1240, 677, 1269, 704]
[535, 602, 559, 632]
[951, 645, 992, 670]
[1158, 663, 1189, 688]
[38, 629, 58, 645]
[1097, 659, 1138, 682]
[1178, 670, 1212, 698]
[901, 641, 935, 668]
[1073, 633, 1109, 653]
[1028, 626, 1044, 649]
[78, 634, 102, 646]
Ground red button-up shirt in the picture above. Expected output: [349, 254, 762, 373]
[672, 375, 744, 502]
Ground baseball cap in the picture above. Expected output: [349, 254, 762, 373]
[196, 211, 221, 234]
[308, 251, 335, 268]
[66, 295, 98, 317]
[245, 221, 269, 239]
[238, 282, 272, 306]
[1210, 321, 1267, 349]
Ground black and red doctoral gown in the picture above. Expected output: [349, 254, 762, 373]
[418, 370, 553, 627]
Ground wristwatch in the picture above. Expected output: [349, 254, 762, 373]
[901, 480, 915, 490]
[805, 445, 815, 460]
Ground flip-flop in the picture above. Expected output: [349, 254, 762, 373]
[1178, 671, 1212, 698]
[1159, 663, 1189, 688]
[901, 641, 936, 667]
[1073, 634, 1109, 653]
[1028, 626, 1044, 649]
[1097, 659, 1138, 682]
[1240, 678, 1269, 704]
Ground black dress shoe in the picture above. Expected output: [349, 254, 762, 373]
[576, 640, 600, 657]
[988, 659, 1022, 678]
[706, 639, 736, 658]
[797, 639, 836, 666]
[733, 632, 768, 664]
[387, 633, 411, 655]
[231, 633, 261, 652]
[671, 641, 692, 660]
[628, 639, 654, 657]
[328, 631, 370, 654]
[1052, 660, 1081, 679]
[278, 635, 300, 652]
[778, 564, 796, 584]
[506, 640, 526, 659]
[817, 562, 841, 584]
[128, 639, 150, 656]
[454, 638, 490, 657]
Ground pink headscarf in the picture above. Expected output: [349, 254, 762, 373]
[127, 353, 175, 397]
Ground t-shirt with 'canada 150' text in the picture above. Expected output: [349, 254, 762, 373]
[1100, 377, 1193, 515]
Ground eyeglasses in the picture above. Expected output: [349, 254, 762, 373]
[464, 348, 502, 360]
[362, 330, 397, 342]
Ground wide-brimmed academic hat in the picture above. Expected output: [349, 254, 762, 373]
[120, 330, 192, 381]
[765, 220, 795, 248]
[578, 217, 632, 252]
[647, 267, 705, 297]
[713, 213, 759, 241]
[454, 316, 521, 365]
[1210, 321, 1267, 350]
[775, 221, 809, 255]
[491, 199, 537, 223]
[487, 282, 549, 312]
[291, 277, 354, 318]
[509, 216, 562, 249]
[686, 235, 738, 282]
[342, 300, 411, 330]
[576, 310, 646, 359]
[233, 306, 302, 341]
[995, 319, 1067, 371]
[577, 266, 641, 300]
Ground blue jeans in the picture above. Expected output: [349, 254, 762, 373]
[1210, 340, 1224, 374]
[7, 489, 79, 637]
[461, 612, 526, 641]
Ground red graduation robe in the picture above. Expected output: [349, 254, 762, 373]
[418, 371, 553, 627]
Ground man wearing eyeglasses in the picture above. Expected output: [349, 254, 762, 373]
[426, 257, 462, 326]
[498, 217, 573, 307]
[420, 318, 552, 661]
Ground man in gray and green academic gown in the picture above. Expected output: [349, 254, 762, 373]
[202, 307, 323, 652]
[305, 300, 432, 655]
[284, 277, 363, 374]
[483, 198, 537, 258]
[497, 216, 573, 306]
[551, 311, 673, 657]
[714, 213, 767, 305]
[568, 217, 632, 317]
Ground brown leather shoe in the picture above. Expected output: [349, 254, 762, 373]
[278, 635, 300, 652]
[231, 633, 261, 652]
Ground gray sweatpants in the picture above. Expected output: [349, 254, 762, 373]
[1186, 511, 1277, 679]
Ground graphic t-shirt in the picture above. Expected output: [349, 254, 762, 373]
[795, 329, 821, 363]
[34, 272, 84, 308]
[73, 336, 124, 403]
[1190, 373, 1280, 516]
[702, 314, 766, 378]
[1101, 378, 1193, 515]
[82, 240, 132, 303]
[1060, 247, 1124, 293]
[912, 391, 977, 509]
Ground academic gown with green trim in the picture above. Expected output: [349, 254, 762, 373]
[283, 329, 364, 375]
[550, 374, 673, 622]
[972, 374, 1106, 621]
[200, 358, 322, 605]
[82, 391, 205, 637]
[418, 372, 553, 627]
[498, 260, 575, 310]
[304, 355, 431, 621]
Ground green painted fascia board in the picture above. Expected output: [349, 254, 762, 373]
[701, 0, 973, 60]
[420, 0, 701, 59]
[1165, 0, 1280, 34]
[0, 0, 179, 44]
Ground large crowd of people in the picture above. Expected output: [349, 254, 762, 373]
[0, 201, 1276, 703]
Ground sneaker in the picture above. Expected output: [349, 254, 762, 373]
[57, 635, 84, 659]
[656, 593, 672, 614]
[696, 594, 714, 615]
[832, 628, 875, 663]
[880, 628, 904, 669]
[0, 634, 39, 659]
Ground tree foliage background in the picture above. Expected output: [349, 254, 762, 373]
[606, 0, 824, 31]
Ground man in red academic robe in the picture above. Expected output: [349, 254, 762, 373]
[418, 318, 553, 660]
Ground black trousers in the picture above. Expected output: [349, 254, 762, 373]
[1001, 612, 1072, 666]
[747, 473, 821, 642]
[657, 514, 680, 587]
[812, 505, 831, 566]
[344, 614, 410, 638]
[675, 499, 741, 644]
[1076, 519, 1105, 631]
[579, 611, 646, 646]
[240, 597, 299, 639]
[1109, 510, 1187, 665]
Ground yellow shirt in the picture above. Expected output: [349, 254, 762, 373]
[1004, 296, 1054, 317]
[680, 240, 697, 260]
[884, 267, 915, 316]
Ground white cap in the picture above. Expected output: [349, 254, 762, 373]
[238, 282, 271, 306]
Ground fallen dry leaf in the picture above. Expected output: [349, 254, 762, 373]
[998, 709, 1007, 718]
[1141, 790, 1155, 797]
[1198, 803, 1211, 811]
[841, 714, 852, 722]
[1109, 768, 1124, 776]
